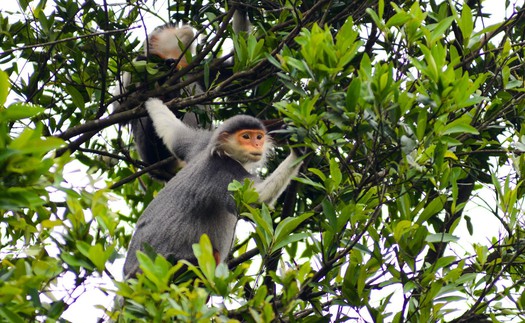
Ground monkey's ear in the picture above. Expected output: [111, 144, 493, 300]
[218, 131, 231, 143]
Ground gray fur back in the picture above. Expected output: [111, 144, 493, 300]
[123, 151, 253, 277]
[172, 128, 211, 162]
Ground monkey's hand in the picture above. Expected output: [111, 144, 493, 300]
[291, 145, 311, 157]
[266, 120, 311, 155]
[283, 126, 310, 156]
[164, 58, 177, 68]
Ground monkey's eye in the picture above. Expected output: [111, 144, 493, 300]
[256, 134, 263, 140]
[242, 133, 251, 140]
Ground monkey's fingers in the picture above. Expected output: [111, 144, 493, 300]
[291, 145, 312, 157]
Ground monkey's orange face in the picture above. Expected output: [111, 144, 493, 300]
[235, 130, 266, 161]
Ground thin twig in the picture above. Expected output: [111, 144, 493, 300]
[0, 27, 139, 56]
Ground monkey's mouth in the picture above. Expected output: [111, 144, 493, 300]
[249, 152, 263, 159]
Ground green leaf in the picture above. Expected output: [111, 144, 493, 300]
[458, 4, 473, 44]
[33, 259, 62, 277]
[322, 198, 337, 230]
[346, 78, 361, 112]
[146, 63, 160, 75]
[365, 8, 384, 31]
[425, 233, 459, 243]
[434, 256, 456, 270]
[47, 300, 65, 319]
[136, 251, 174, 290]
[393, 220, 413, 242]
[273, 212, 312, 251]
[397, 187, 411, 220]
[419, 44, 438, 82]
[65, 85, 85, 110]
[442, 123, 479, 136]
[0, 70, 9, 107]
[41, 219, 63, 228]
[428, 16, 454, 44]
[285, 57, 310, 74]
[213, 262, 230, 296]
[193, 234, 216, 282]
[61, 253, 93, 270]
[273, 232, 309, 251]
[342, 250, 365, 306]
[245, 206, 274, 256]
[416, 108, 428, 141]
[518, 289, 525, 310]
[0, 189, 37, 209]
[1, 102, 45, 122]
[475, 244, 489, 266]
[88, 244, 106, 272]
[258, 204, 274, 236]
[87, 243, 114, 272]
[386, 12, 411, 28]
[293, 177, 325, 190]
[377, 0, 384, 19]
[309, 167, 327, 182]
[416, 195, 446, 224]
[76, 241, 91, 258]
[329, 158, 342, 190]
[409, 226, 429, 255]
[0, 305, 25, 323]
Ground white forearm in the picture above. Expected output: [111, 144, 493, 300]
[254, 152, 301, 206]
[145, 98, 189, 155]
